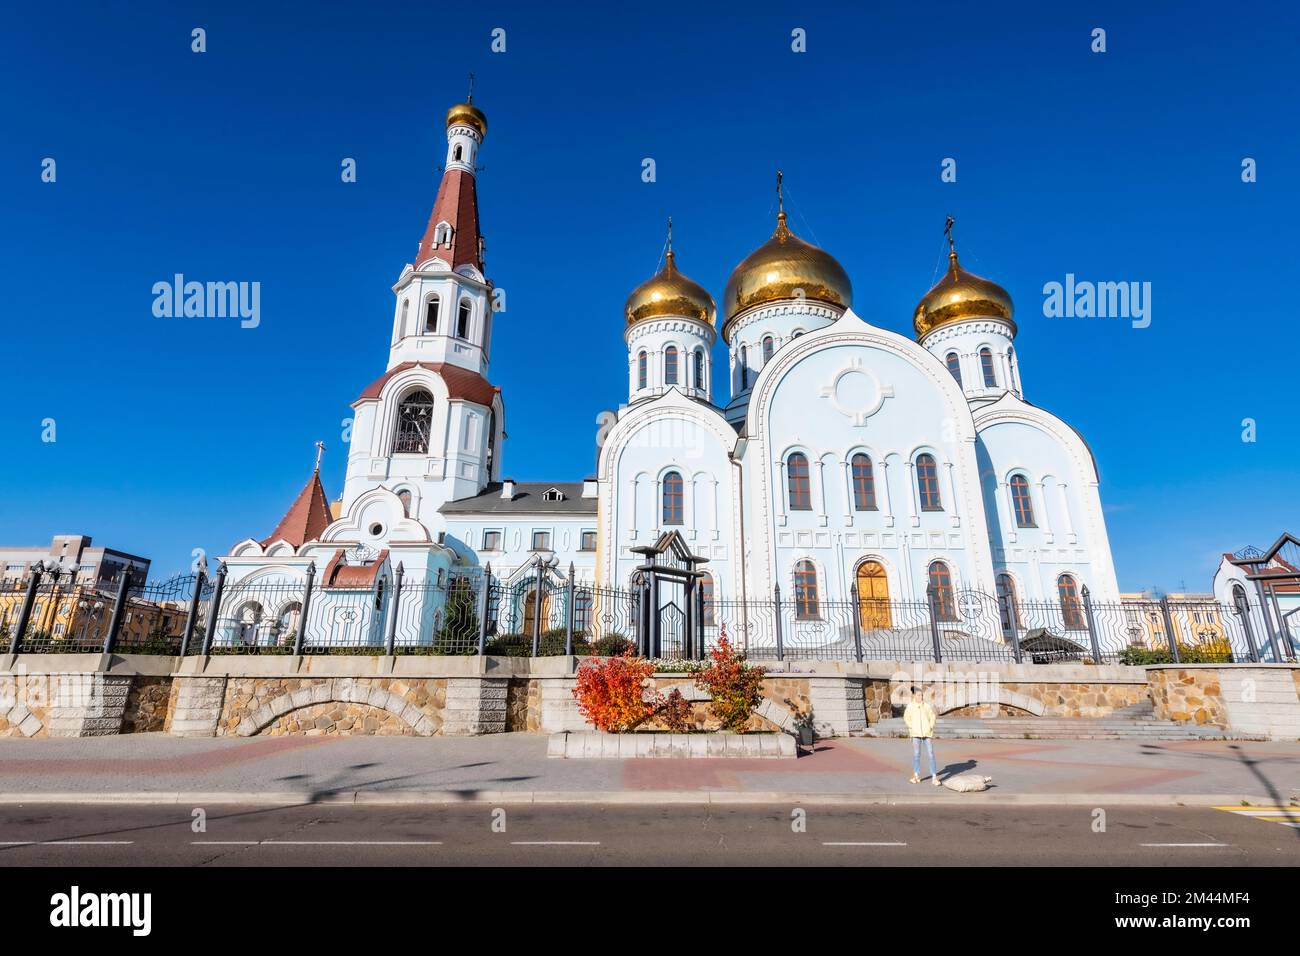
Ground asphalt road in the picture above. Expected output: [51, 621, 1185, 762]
[0, 803, 1297, 865]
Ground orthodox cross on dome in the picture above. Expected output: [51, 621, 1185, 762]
[944, 215, 956, 253]
[776, 169, 784, 217]
[666, 215, 673, 253]
[313, 440, 325, 473]
[466, 71, 475, 103]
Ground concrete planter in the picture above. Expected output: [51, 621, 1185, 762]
[547, 731, 796, 759]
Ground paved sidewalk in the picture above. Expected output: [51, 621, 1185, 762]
[2, 733, 1298, 806]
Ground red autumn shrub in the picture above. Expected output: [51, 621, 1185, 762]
[657, 687, 693, 732]
[572, 651, 657, 732]
[695, 630, 766, 731]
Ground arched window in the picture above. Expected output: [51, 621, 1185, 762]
[851, 453, 876, 511]
[739, 346, 749, 389]
[693, 349, 705, 391]
[699, 573, 715, 626]
[792, 329, 805, 338]
[996, 573, 1020, 631]
[424, 295, 440, 334]
[1058, 574, 1084, 629]
[396, 489, 412, 517]
[945, 352, 962, 386]
[762, 336, 775, 363]
[662, 471, 684, 525]
[786, 453, 811, 511]
[928, 561, 957, 621]
[980, 347, 997, 387]
[456, 299, 472, 339]
[856, 560, 891, 629]
[794, 560, 819, 619]
[574, 588, 592, 635]
[637, 351, 648, 390]
[392, 388, 435, 454]
[434, 222, 452, 245]
[454, 145, 463, 162]
[1007, 347, 1017, 387]
[916, 454, 942, 511]
[400, 299, 409, 334]
[1009, 474, 1035, 527]
[665, 346, 679, 385]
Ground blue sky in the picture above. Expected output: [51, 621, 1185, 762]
[1, 0, 1296, 590]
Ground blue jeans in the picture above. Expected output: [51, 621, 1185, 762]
[912, 737, 937, 777]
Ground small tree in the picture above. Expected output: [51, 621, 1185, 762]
[695, 630, 766, 731]
[657, 687, 694, 732]
[572, 651, 658, 732]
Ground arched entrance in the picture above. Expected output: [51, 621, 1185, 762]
[856, 560, 891, 629]
[522, 589, 551, 635]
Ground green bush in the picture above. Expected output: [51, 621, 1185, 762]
[485, 628, 592, 656]
[591, 634, 635, 657]
[1120, 640, 1234, 666]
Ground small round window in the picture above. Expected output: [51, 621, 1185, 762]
[369, 523, 384, 537]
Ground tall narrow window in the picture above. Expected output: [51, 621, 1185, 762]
[457, 299, 472, 339]
[400, 300, 410, 335]
[392, 389, 435, 454]
[851, 453, 877, 511]
[739, 346, 749, 389]
[693, 349, 705, 391]
[454, 145, 463, 162]
[574, 588, 592, 635]
[928, 561, 956, 621]
[916, 454, 942, 511]
[662, 471, 684, 525]
[794, 560, 820, 619]
[424, 295, 440, 334]
[1009, 474, 1035, 527]
[699, 573, 715, 626]
[762, 336, 774, 363]
[996, 573, 1020, 631]
[787, 453, 811, 511]
[1007, 347, 1017, 388]
[396, 489, 412, 516]
[665, 346, 678, 385]
[1058, 574, 1084, 629]
[980, 347, 997, 387]
[945, 352, 962, 386]
[637, 351, 648, 390]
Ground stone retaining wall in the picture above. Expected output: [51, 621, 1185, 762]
[0, 655, 1295, 739]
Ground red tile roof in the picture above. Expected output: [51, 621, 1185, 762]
[354, 361, 499, 407]
[321, 549, 389, 589]
[261, 470, 333, 549]
[414, 167, 481, 271]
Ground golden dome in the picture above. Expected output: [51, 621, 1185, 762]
[722, 212, 852, 342]
[625, 250, 716, 327]
[445, 100, 487, 139]
[913, 248, 1015, 339]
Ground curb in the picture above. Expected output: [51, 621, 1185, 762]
[0, 790, 1280, 808]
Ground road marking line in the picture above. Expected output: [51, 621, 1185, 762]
[1213, 806, 1300, 830]
[0, 841, 135, 846]
[509, 841, 600, 846]
[192, 840, 442, 846]
[822, 842, 908, 846]
[1139, 843, 1229, 847]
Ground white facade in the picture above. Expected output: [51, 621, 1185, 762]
[218, 100, 1122, 651]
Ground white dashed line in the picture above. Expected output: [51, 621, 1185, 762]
[0, 841, 135, 846]
[1139, 843, 1229, 847]
[192, 840, 442, 846]
[509, 841, 600, 846]
[823, 841, 908, 846]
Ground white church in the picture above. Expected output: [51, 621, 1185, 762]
[217, 96, 1120, 651]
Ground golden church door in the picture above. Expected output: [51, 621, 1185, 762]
[857, 561, 891, 630]
[522, 589, 550, 635]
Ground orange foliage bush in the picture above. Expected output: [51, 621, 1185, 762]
[572, 652, 657, 732]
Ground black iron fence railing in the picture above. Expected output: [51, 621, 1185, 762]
[2, 562, 1296, 664]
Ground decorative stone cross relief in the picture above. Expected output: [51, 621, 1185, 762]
[819, 358, 895, 426]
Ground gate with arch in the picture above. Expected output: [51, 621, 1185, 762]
[631, 531, 710, 660]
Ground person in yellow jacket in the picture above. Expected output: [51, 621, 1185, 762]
[903, 685, 941, 785]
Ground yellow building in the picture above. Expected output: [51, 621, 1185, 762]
[1119, 592, 1227, 649]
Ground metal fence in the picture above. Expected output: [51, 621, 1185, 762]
[3, 560, 1295, 664]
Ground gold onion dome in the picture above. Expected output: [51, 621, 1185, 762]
[913, 247, 1015, 339]
[625, 249, 716, 327]
[446, 100, 487, 138]
[722, 211, 852, 341]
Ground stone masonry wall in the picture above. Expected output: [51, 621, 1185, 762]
[862, 675, 1146, 723]
[1148, 668, 1226, 726]
[218, 677, 447, 737]
[122, 676, 173, 733]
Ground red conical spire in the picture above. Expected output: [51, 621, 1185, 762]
[262, 449, 333, 548]
[414, 96, 487, 272]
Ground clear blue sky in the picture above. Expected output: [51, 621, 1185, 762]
[1, 0, 1295, 590]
